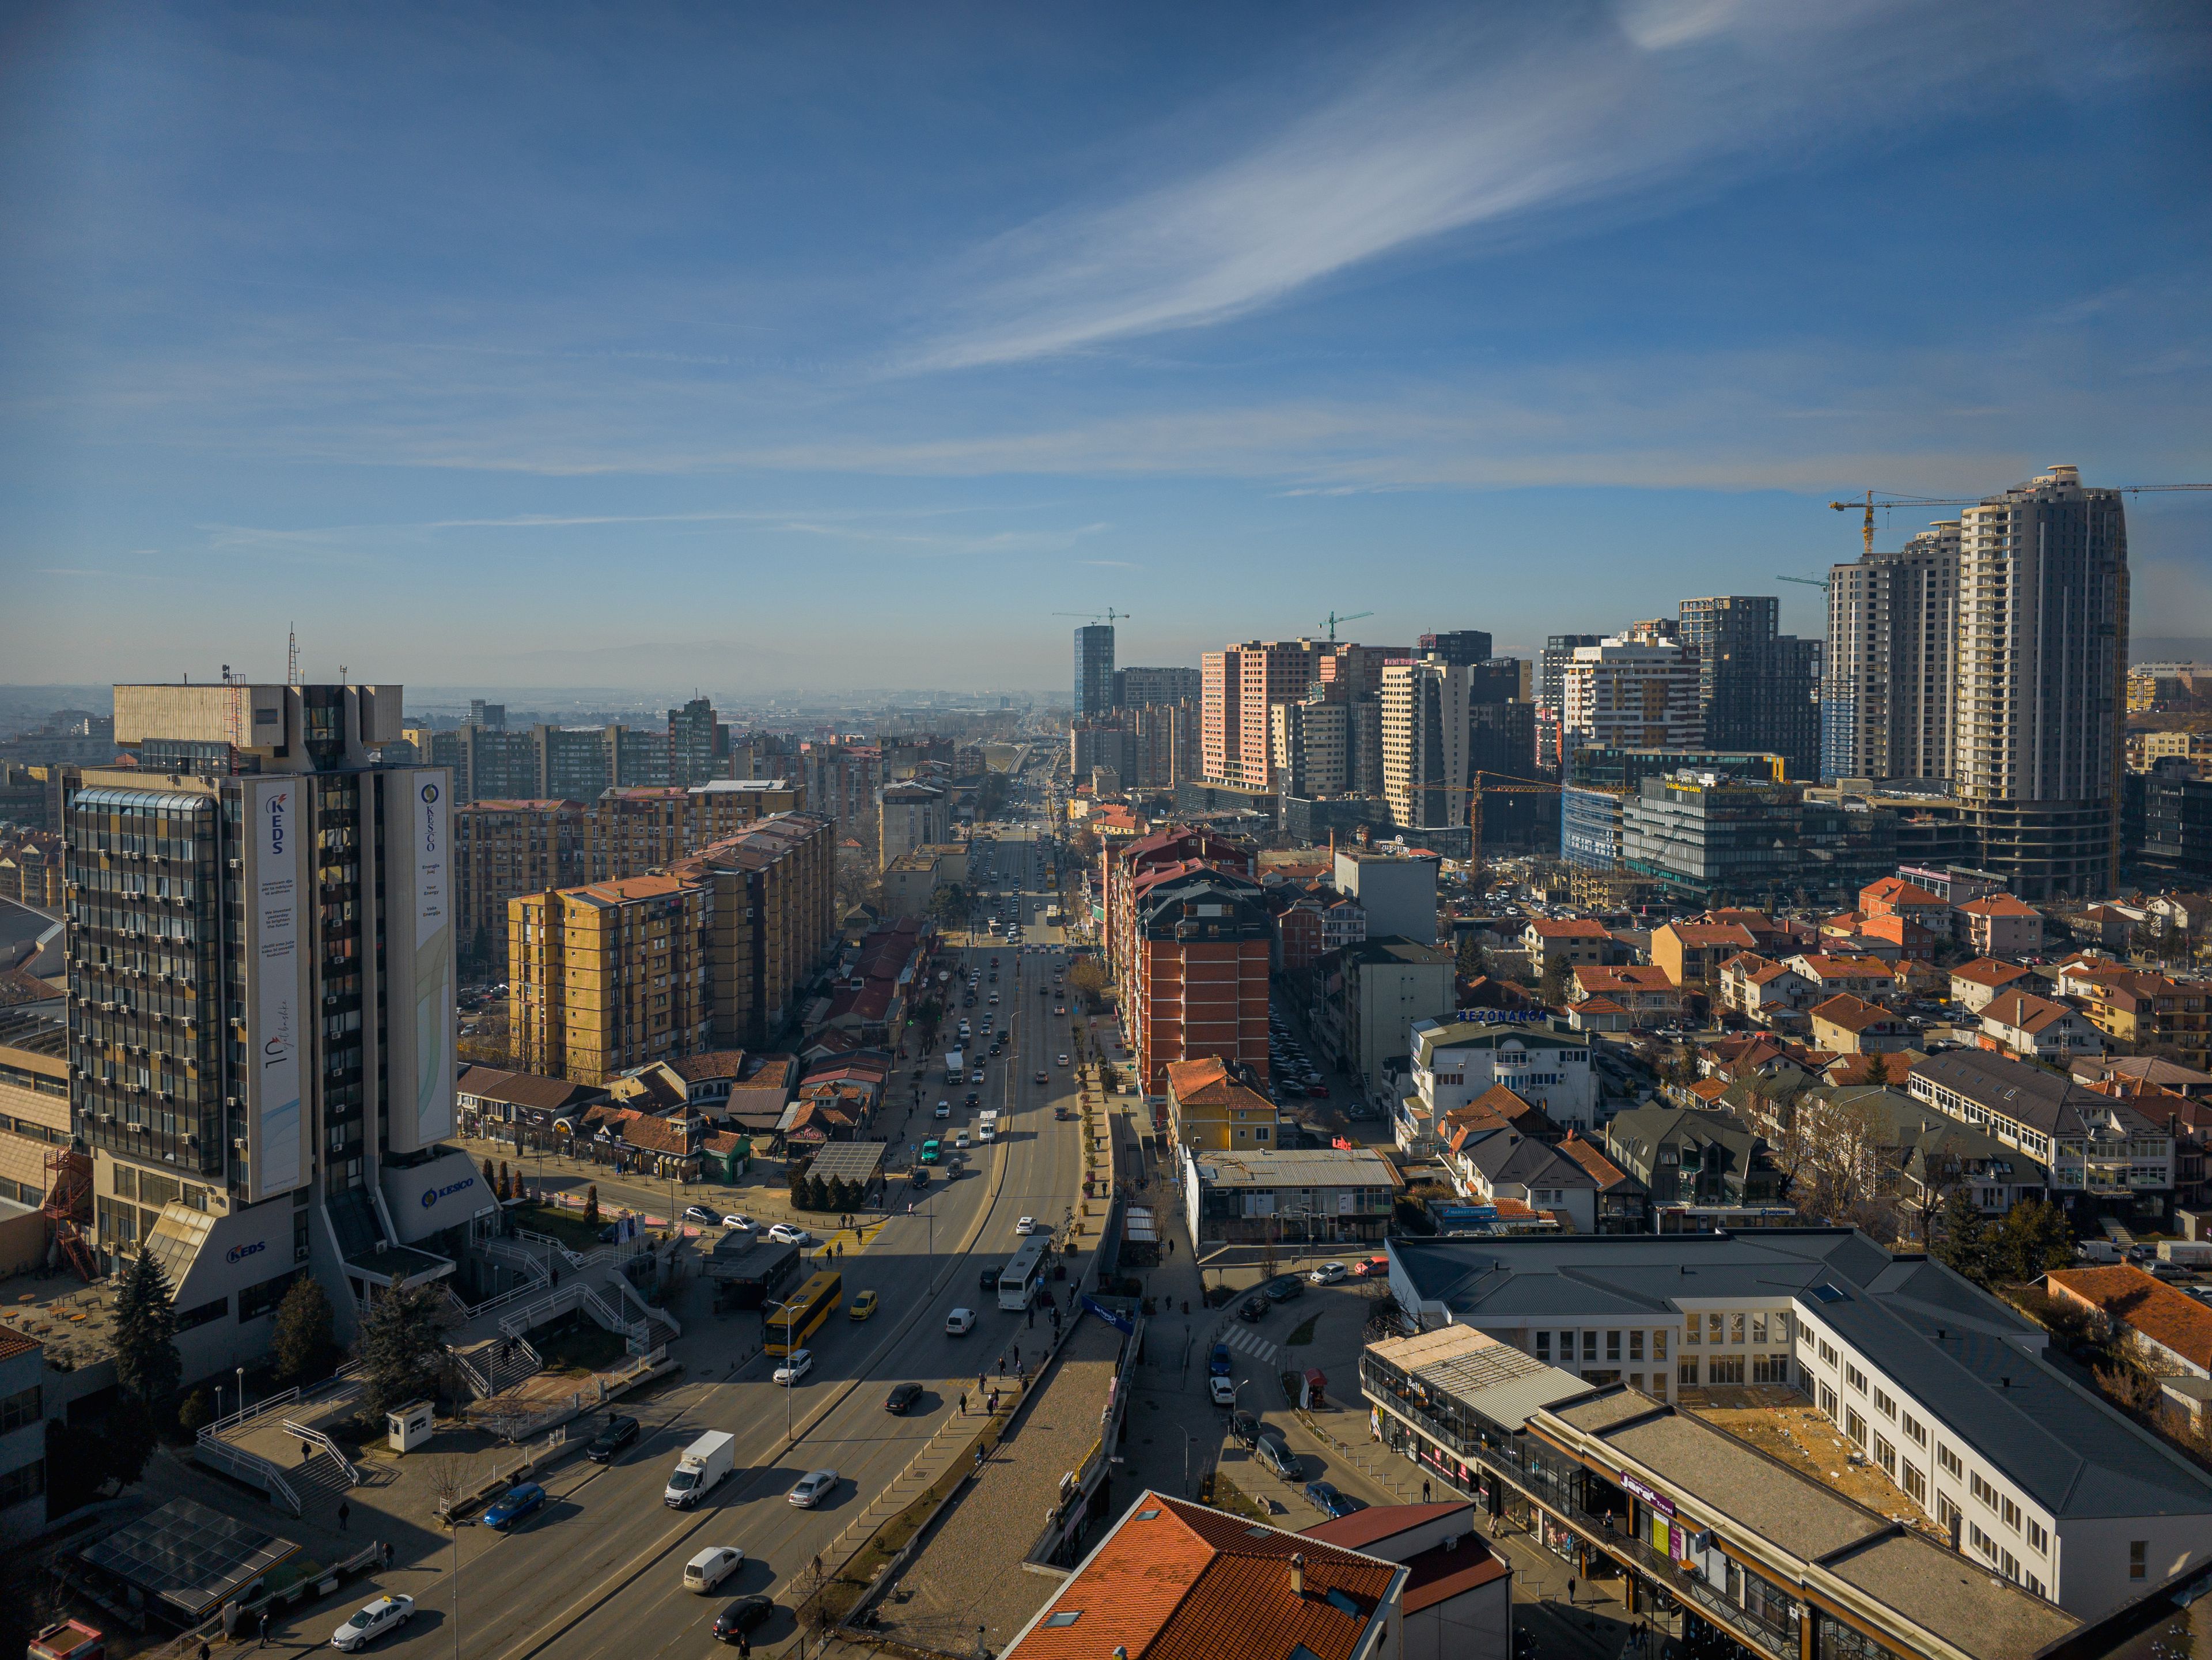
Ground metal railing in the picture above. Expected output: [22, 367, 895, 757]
[194, 1429, 301, 1515]
[206, 1385, 301, 1439]
[279, 1419, 360, 1486]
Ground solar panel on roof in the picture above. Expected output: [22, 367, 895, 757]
[78, 1497, 300, 1620]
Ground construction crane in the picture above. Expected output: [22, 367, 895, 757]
[1053, 608, 1133, 626]
[1778, 573, 1830, 595]
[1830, 481, 2212, 559]
[1317, 609, 1373, 643]
[1465, 769, 1561, 891]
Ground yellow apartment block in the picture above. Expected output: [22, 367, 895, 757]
[581, 780, 806, 883]
[509, 874, 710, 1086]
[672, 811, 837, 1048]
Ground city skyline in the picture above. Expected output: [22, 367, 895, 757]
[5, 2, 2210, 691]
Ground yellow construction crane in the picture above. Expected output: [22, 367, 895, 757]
[1829, 482, 2212, 559]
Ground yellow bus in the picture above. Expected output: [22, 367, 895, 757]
[766, 1270, 842, 1356]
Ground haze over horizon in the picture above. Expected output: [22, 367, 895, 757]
[5, 1, 2210, 692]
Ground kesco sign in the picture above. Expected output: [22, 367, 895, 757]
[421, 1174, 479, 1209]
[382, 1154, 497, 1243]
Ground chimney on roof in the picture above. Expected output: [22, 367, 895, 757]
[1290, 1553, 1305, 1597]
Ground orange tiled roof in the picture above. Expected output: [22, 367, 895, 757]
[1983, 990, 2082, 1034]
[1577, 965, 1675, 992]
[1528, 917, 1612, 939]
[1958, 894, 2040, 918]
[1952, 958, 2034, 988]
[1862, 877, 1945, 907]
[1809, 993, 1898, 1033]
[2047, 1266, 2212, 1373]
[1012, 1493, 1397, 1660]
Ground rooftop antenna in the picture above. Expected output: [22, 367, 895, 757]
[286, 625, 300, 687]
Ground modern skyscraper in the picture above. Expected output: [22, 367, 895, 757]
[1560, 629, 1705, 754]
[73, 682, 474, 1374]
[1073, 625, 1116, 720]
[1201, 640, 1322, 789]
[1113, 665, 1200, 709]
[1416, 630, 1494, 667]
[1537, 636, 1604, 717]
[1823, 521, 1961, 784]
[1952, 465, 2128, 897]
[1677, 595, 1821, 780]
[1270, 698, 1349, 798]
[1380, 655, 1533, 830]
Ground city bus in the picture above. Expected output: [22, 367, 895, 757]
[998, 1234, 1050, 1311]
[766, 1270, 842, 1356]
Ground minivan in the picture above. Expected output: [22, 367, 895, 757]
[685, 1547, 745, 1594]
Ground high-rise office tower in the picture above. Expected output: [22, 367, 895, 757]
[1822, 522, 1960, 784]
[1560, 633, 1705, 754]
[1416, 630, 1494, 667]
[666, 697, 723, 788]
[1953, 466, 2128, 898]
[1677, 596, 1821, 780]
[1380, 655, 1533, 829]
[1270, 698, 1350, 798]
[1537, 636, 1604, 716]
[73, 682, 474, 1376]
[1073, 625, 1116, 720]
[1113, 665, 1200, 710]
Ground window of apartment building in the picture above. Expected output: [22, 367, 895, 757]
[112, 1164, 136, 1198]
[1971, 1472, 1997, 1508]
[0, 1459, 44, 1510]
[1684, 1318, 1701, 1345]
[1630, 1330, 1645, 1362]
[1939, 1444, 1962, 1480]
[1653, 1329, 1667, 1360]
[1874, 1386, 1895, 1419]
[1729, 1313, 1745, 1345]
[1751, 1312, 1769, 1344]
[1583, 1332, 1598, 1362]
[1971, 1522, 1996, 1562]
[1709, 1312, 1725, 1343]
[1535, 1332, 1551, 1362]
[1819, 1338, 1838, 1367]
[1709, 1355, 1745, 1386]
[1903, 1413, 1926, 1448]
[1846, 1408, 1867, 1446]
[1845, 1362, 1867, 1393]
[2133, 1541, 2149, 1580]
[0, 1383, 40, 1433]
[1753, 1353, 1790, 1385]
[1902, 1462, 1926, 1506]
[1873, 1435, 1896, 1479]
[1820, 1382, 1838, 1417]
[2027, 1520, 2048, 1554]
[2001, 1496, 2021, 1532]
[1680, 1358, 1700, 1387]
[1607, 1331, 1622, 1363]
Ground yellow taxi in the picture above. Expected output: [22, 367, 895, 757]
[849, 1288, 880, 1321]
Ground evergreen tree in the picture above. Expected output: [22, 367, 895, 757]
[1456, 936, 1488, 980]
[584, 1185, 600, 1227]
[1995, 1197, 2075, 1283]
[806, 1173, 831, 1211]
[353, 1282, 456, 1419]
[112, 1247, 181, 1406]
[176, 1387, 213, 1435]
[481, 1155, 496, 1190]
[788, 1163, 810, 1208]
[1931, 1187, 1995, 1287]
[270, 1277, 335, 1385]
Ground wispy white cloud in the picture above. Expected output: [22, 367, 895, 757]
[907, 0, 2047, 370]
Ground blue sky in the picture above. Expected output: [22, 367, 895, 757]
[3, 0, 2209, 695]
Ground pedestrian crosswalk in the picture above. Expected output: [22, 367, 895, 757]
[1222, 1326, 1279, 1366]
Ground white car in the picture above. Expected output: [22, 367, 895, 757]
[787, 1469, 840, 1508]
[934, 1101, 952, 1118]
[773, 1349, 813, 1385]
[1015, 1216, 1036, 1235]
[1209, 1375, 1237, 1407]
[331, 1594, 414, 1651]
[945, 1307, 976, 1335]
[1310, 1262, 1348, 1285]
[1058, 1054, 1070, 1067]
[768, 1224, 812, 1245]
[721, 1213, 753, 1230]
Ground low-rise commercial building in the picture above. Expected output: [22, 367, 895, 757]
[1313, 936, 1456, 1107]
[1381, 1228, 2212, 1620]
[1163, 1056, 1279, 1153]
[1179, 1144, 1400, 1247]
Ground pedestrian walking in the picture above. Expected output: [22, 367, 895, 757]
[960, 1392, 968, 1416]
[337, 1500, 350, 1531]
[736, 1633, 750, 1658]
[382, 1540, 394, 1567]
[997, 1356, 1006, 1375]
[198, 1642, 211, 1660]
[974, 1446, 984, 1472]
[257, 1612, 270, 1648]
[1422, 1479, 1431, 1503]
[1566, 1575, 1577, 1605]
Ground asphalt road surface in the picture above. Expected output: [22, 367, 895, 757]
[372, 826, 1085, 1660]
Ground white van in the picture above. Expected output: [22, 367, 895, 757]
[685, 1546, 745, 1594]
[978, 1111, 998, 1142]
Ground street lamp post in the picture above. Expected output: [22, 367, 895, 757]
[236, 1366, 246, 1421]
[450, 1517, 475, 1660]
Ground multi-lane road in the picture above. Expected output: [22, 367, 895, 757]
[376, 824, 1085, 1659]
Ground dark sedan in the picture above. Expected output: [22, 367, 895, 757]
[584, 1413, 639, 1463]
[1236, 1294, 1270, 1322]
[712, 1596, 775, 1643]
[1262, 1275, 1307, 1303]
[885, 1382, 924, 1415]
[1305, 1480, 1365, 1519]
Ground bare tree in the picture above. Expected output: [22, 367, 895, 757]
[423, 1451, 476, 1522]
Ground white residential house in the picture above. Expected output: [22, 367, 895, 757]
[1400, 1016, 1599, 1150]
[1979, 990, 2108, 1063]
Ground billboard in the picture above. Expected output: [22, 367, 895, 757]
[410, 770, 454, 1144]
[243, 778, 306, 1201]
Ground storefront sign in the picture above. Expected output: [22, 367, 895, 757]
[1622, 1472, 1675, 1517]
